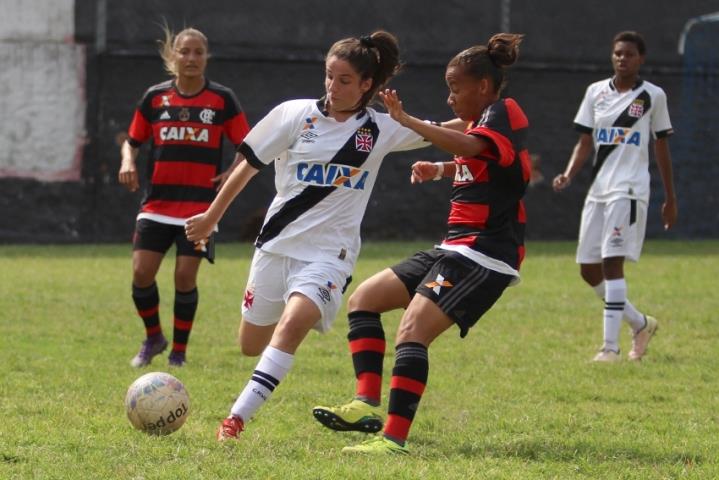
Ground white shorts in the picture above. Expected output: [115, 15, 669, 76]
[241, 249, 352, 333]
[576, 198, 647, 264]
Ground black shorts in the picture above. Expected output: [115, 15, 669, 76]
[133, 218, 215, 263]
[390, 248, 513, 338]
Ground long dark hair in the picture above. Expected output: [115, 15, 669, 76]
[326, 30, 401, 111]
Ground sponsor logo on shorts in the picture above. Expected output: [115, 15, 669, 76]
[316, 287, 331, 305]
[243, 287, 255, 309]
[610, 226, 624, 247]
[425, 274, 453, 295]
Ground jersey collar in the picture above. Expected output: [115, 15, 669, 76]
[609, 77, 644, 91]
[316, 98, 367, 119]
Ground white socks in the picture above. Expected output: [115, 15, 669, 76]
[592, 280, 645, 332]
[230, 345, 294, 422]
[601, 278, 626, 352]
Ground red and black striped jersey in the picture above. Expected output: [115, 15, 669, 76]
[441, 98, 530, 271]
[127, 79, 250, 222]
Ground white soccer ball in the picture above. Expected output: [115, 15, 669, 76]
[125, 372, 190, 435]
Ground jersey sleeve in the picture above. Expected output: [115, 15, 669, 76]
[573, 84, 595, 134]
[651, 88, 674, 138]
[127, 91, 153, 147]
[238, 102, 299, 170]
[222, 90, 251, 146]
[385, 122, 430, 152]
[468, 101, 518, 167]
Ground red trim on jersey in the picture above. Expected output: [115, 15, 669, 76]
[355, 372, 382, 401]
[517, 200, 527, 223]
[390, 375, 426, 396]
[173, 318, 193, 331]
[150, 88, 225, 109]
[152, 122, 224, 149]
[448, 202, 489, 228]
[443, 235, 477, 247]
[471, 127, 515, 167]
[142, 200, 211, 219]
[128, 110, 152, 144]
[505, 98, 529, 130]
[151, 161, 216, 188]
[384, 414, 412, 442]
[225, 111, 251, 145]
[349, 338, 386, 354]
[138, 305, 159, 318]
[519, 149, 531, 183]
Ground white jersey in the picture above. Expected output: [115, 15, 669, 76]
[238, 99, 427, 269]
[574, 78, 673, 203]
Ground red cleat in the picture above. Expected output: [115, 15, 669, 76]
[217, 415, 244, 441]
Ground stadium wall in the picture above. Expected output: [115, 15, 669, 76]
[1, 0, 717, 243]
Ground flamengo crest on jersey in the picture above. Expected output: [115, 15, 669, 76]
[236, 99, 428, 269]
[573, 78, 673, 203]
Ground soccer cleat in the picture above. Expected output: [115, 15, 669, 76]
[168, 350, 186, 367]
[342, 436, 409, 455]
[628, 315, 658, 361]
[217, 416, 244, 441]
[130, 335, 168, 368]
[592, 348, 621, 363]
[313, 399, 383, 433]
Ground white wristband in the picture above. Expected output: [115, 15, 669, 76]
[432, 162, 444, 181]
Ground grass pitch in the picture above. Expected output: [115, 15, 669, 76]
[0, 241, 717, 479]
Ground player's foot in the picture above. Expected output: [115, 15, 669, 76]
[130, 335, 168, 368]
[168, 350, 186, 367]
[628, 315, 658, 361]
[313, 399, 383, 433]
[342, 436, 409, 455]
[592, 348, 621, 363]
[217, 416, 244, 441]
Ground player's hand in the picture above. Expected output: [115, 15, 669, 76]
[379, 89, 409, 126]
[410, 161, 439, 184]
[661, 197, 677, 230]
[552, 173, 571, 192]
[185, 213, 214, 244]
[118, 160, 140, 192]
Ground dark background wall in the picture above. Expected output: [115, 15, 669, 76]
[3, 0, 718, 243]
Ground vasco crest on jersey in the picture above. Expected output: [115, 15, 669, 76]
[628, 99, 645, 118]
[354, 127, 374, 153]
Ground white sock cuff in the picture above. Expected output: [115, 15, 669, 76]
[604, 278, 627, 294]
[261, 345, 294, 370]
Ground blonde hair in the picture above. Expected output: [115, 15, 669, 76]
[158, 26, 209, 77]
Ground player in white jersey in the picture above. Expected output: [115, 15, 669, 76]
[184, 30, 433, 441]
[553, 31, 677, 363]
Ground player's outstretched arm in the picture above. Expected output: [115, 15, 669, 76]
[380, 89, 488, 157]
[185, 153, 258, 242]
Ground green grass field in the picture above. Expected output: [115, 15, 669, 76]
[0, 241, 717, 479]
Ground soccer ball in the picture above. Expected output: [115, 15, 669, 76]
[125, 372, 190, 435]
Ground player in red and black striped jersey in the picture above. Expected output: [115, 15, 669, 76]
[313, 34, 529, 455]
[118, 27, 249, 369]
